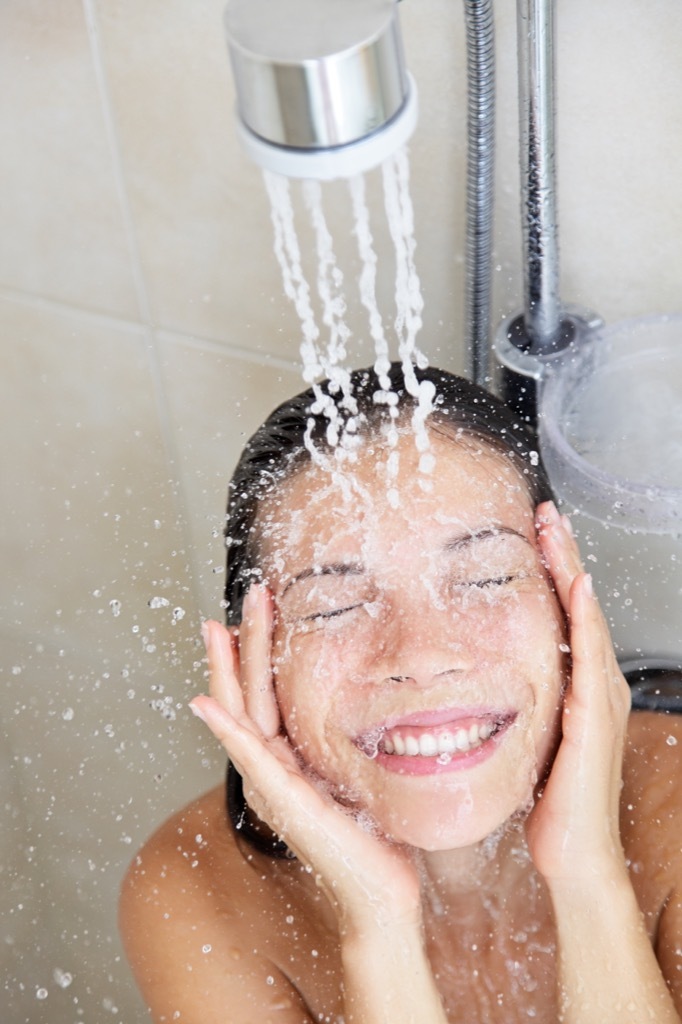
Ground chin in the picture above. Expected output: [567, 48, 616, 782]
[383, 809, 527, 852]
[367, 771, 538, 852]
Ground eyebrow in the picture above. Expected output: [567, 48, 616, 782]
[444, 526, 533, 551]
[280, 528, 532, 598]
[281, 562, 365, 598]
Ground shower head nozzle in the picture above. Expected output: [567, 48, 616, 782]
[224, 0, 418, 180]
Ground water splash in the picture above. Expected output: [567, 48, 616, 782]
[356, 726, 384, 760]
[348, 173, 393, 400]
[381, 149, 435, 479]
[263, 147, 435, 487]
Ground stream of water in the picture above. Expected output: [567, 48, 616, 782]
[263, 147, 436, 487]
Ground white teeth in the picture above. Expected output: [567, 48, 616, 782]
[455, 728, 470, 751]
[438, 731, 457, 755]
[418, 734, 439, 757]
[376, 719, 502, 758]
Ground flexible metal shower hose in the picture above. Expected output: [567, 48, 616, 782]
[463, 0, 496, 388]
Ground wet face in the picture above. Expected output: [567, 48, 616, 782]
[257, 430, 568, 851]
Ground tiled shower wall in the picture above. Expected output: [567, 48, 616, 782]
[2, 1, 681, 1021]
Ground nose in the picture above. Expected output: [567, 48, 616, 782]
[369, 588, 475, 687]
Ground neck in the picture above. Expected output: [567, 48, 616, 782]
[415, 819, 536, 916]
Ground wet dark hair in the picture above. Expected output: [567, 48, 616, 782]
[224, 362, 556, 857]
[224, 362, 555, 626]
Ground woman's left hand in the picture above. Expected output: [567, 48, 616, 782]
[526, 500, 632, 884]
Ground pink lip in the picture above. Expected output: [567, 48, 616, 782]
[366, 705, 515, 733]
[375, 718, 515, 776]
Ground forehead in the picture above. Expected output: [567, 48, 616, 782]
[257, 431, 536, 571]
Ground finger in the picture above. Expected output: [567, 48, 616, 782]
[239, 584, 281, 739]
[568, 572, 630, 717]
[188, 694, 325, 859]
[536, 500, 584, 611]
[189, 693, 274, 782]
[202, 619, 246, 719]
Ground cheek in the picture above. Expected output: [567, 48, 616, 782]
[484, 588, 566, 658]
[271, 629, 359, 749]
[273, 616, 377, 689]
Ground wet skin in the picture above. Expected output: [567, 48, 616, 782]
[258, 433, 568, 851]
[120, 432, 682, 1024]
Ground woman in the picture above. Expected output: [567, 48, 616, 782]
[120, 364, 682, 1023]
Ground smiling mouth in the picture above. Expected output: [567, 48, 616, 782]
[355, 712, 516, 760]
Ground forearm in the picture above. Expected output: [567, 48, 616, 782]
[550, 866, 680, 1024]
[340, 915, 448, 1024]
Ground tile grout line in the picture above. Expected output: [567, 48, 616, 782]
[0, 284, 300, 373]
[80, 2, 154, 332]
[80, 0, 217, 617]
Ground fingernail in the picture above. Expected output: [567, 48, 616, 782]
[243, 584, 258, 610]
[243, 582, 265, 621]
[561, 514, 574, 537]
[583, 573, 593, 598]
[546, 501, 561, 524]
[201, 621, 210, 651]
[189, 701, 208, 724]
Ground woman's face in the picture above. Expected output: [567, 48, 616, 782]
[257, 430, 568, 851]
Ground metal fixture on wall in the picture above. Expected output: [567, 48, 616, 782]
[462, 0, 496, 388]
[494, 0, 600, 427]
[224, 0, 418, 180]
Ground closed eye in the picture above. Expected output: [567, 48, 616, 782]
[301, 603, 365, 622]
[469, 574, 517, 589]
[452, 574, 521, 591]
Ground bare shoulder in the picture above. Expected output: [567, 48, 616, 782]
[620, 712, 682, 920]
[119, 783, 322, 1023]
[119, 783, 250, 944]
[623, 710, 682, 824]
[621, 711, 682, 1002]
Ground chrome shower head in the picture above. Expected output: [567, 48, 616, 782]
[224, 0, 418, 179]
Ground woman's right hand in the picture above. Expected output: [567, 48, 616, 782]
[190, 585, 422, 935]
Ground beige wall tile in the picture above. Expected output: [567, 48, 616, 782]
[3, 630, 216, 1023]
[3, 0, 682, 365]
[555, 0, 682, 323]
[156, 333, 304, 613]
[0, 1, 139, 316]
[492, 0, 682, 327]
[0, 297, 230, 1017]
[94, 0, 285, 349]
[0, 296, 200, 657]
[96, 0, 682, 380]
[94, 0, 468, 368]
